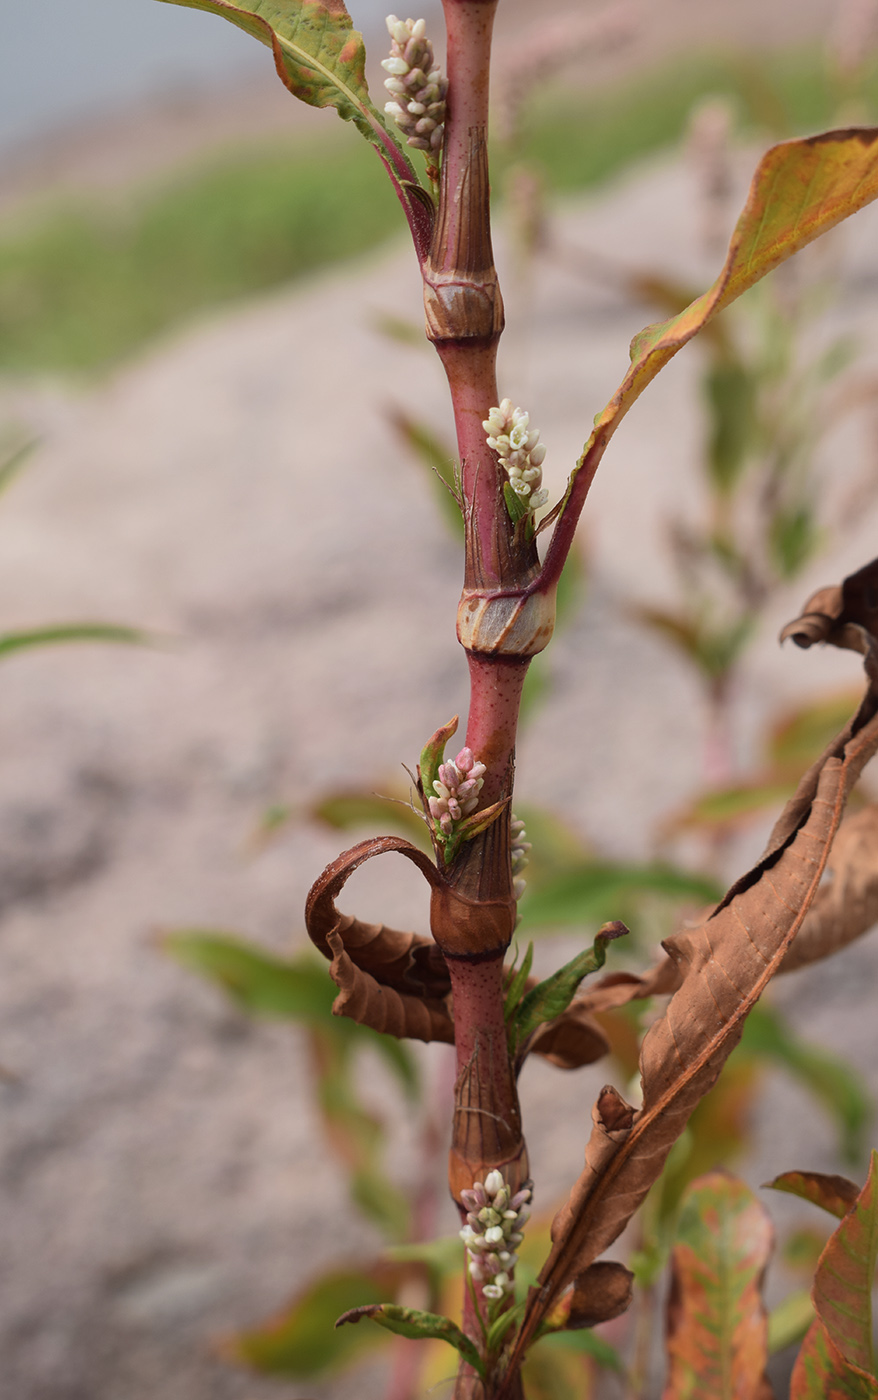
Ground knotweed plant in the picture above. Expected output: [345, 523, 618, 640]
[156, 0, 878, 1394]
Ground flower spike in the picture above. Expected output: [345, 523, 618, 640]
[382, 16, 448, 158]
[483, 399, 549, 517]
[460, 1171, 532, 1304]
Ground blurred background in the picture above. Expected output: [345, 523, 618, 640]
[2, 1, 878, 1397]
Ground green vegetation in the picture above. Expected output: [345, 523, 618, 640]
[0, 45, 872, 377]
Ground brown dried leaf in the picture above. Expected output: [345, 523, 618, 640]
[781, 805, 878, 972]
[528, 1001, 610, 1069]
[306, 836, 608, 1066]
[577, 959, 683, 1014]
[305, 836, 454, 1043]
[564, 1261, 634, 1330]
[326, 928, 453, 1044]
[499, 562, 878, 1386]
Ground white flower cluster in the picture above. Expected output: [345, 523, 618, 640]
[428, 747, 486, 836]
[460, 1170, 532, 1302]
[381, 16, 448, 154]
[483, 400, 548, 513]
[510, 815, 531, 900]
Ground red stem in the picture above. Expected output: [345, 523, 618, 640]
[439, 341, 505, 586]
[464, 654, 529, 804]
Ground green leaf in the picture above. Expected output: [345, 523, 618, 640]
[503, 480, 530, 527]
[336, 1303, 484, 1376]
[164, 930, 420, 1098]
[0, 623, 151, 658]
[769, 690, 863, 774]
[164, 931, 337, 1021]
[664, 1172, 774, 1399]
[486, 1299, 527, 1352]
[535, 1327, 624, 1371]
[703, 360, 757, 494]
[418, 716, 458, 811]
[311, 788, 431, 851]
[387, 408, 463, 540]
[767, 1288, 814, 1354]
[671, 779, 797, 833]
[385, 1235, 463, 1278]
[509, 922, 626, 1054]
[227, 1266, 398, 1376]
[503, 941, 535, 1021]
[811, 1152, 878, 1376]
[518, 862, 721, 931]
[0, 438, 34, 496]
[741, 1003, 871, 1164]
[790, 1152, 878, 1397]
[154, 0, 437, 258]
[770, 502, 820, 579]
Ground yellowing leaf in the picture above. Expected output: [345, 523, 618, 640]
[542, 129, 878, 579]
[791, 1152, 878, 1398]
[662, 1172, 774, 1400]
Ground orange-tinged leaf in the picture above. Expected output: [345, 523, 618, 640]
[791, 1318, 878, 1399]
[542, 130, 878, 577]
[790, 1152, 878, 1398]
[766, 1171, 860, 1220]
[662, 1172, 774, 1400]
[814, 1151, 878, 1374]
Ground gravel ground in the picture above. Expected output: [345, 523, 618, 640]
[2, 75, 878, 1400]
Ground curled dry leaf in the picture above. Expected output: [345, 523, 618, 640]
[560, 1260, 635, 1331]
[499, 560, 878, 1388]
[306, 836, 454, 1044]
[781, 805, 878, 972]
[528, 1001, 610, 1070]
[306, 836, 613, 1066]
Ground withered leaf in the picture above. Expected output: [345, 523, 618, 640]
[499, 560, 878, 1387]
[326, 928, 453, 1044]
[306, 836, 453, 1044]
[528, 1001, 610, 1070]
[563, 1261, 634, 1330]
[306, 836, 613, 1066]
[781, 805, 878, 972]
